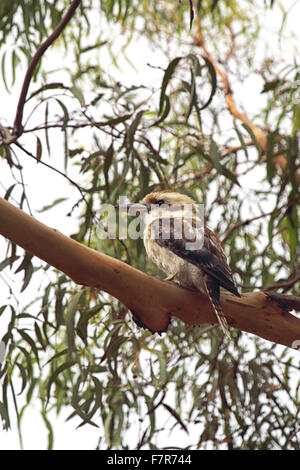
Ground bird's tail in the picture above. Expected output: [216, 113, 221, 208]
[204, 275, 231, 341]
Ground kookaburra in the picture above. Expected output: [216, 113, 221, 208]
[126, 190, 240, 339]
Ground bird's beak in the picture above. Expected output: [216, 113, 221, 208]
[117, 203, 148, 215]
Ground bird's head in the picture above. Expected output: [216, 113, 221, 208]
[140, 191, 195, 208]
[123, 191, 197, 219]
[118, 191, 201, 232]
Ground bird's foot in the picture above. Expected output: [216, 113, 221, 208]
[164, 273, 177, 281]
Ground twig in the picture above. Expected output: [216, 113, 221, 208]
[264, 273, 300, 293]
[13, 0, 81, 138]
[15, 142, 87, 201]
[14, 142, 98, 234]
[14, 141, 132, 262]
[222, 195, 300, 244]
[191, 0, 267, 151]
[191, 0, 300, 185]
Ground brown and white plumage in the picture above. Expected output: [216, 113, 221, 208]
[137, 191, 240, 339]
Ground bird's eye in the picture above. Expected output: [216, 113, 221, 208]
[157, 199, 165, 206]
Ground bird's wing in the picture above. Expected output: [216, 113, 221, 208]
[151, 217, 240, 297]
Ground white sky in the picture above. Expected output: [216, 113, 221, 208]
[1, 0, 300, 450]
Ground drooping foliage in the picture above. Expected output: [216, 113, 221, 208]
[0, 0, 299, 449]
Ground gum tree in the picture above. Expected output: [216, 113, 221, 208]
[0, 0, 300, 449]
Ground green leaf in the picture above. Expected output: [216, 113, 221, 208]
[17, 328, 40, 367]
[101, 114, 132, 127]
[11, 49, 20, 86]
[104, 410, 114, 446]
[106, 336, 128, 360]
[34, 322, 46, 350]
[104, 143, 114, 196]
[127, 110, 144, 152]
[113, 407, 124, 448]
[185, 67, 197, 122]
[266, 132, 276, 183]
[198, 55, 217, 110]
[70, 84, 85, 107]
[163, 403, 189, 434]
[37, 198, 67, 212]
[159, 57, 182, 115]
[1, 51, 9, 92]
[27, 82, 69, 101]
[65, 290, 84, 358]
[17, 346, 33, 378]
[4, 184, 17, 201]
[188, 0, 194, 29]
[36, 136, 42, 161]
[0, 305, 7, 317]
[0, 339, 6, 363]
[210, 139, 240, 186]
[54, 98, 69, 171]
[44, 101, 51, 156]
[21, 261, 34, 292]
[154, 350, 167, 384]
[268, 211, 277, 246]
[0, 401, 10, 430]
[16, 362, 27, 396]
[76, 304, 102, 345]
[235, 127, 249, 159]
[41, 407, 54, 450]
[241, 123, 261, 153]
[139, 160, 150, 191]
[46, 360, 76, 403]
[211, 0, 219, 10]
[261, 79, 281, 93]
[152, 96, 171, 126]
[292, 105, 300, 136]
[0, 255, 19, 272]
[283, 207, 299, 265]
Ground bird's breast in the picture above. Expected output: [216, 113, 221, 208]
[144, 231, 204, 291]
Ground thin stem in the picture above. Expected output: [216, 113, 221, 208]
[13, 0, 81, 137]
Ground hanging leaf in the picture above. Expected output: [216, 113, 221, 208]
[152, 96, 171, 126]
[241, 123, 262, 154]
[210, 139, 240, 186]
[103, 142, 114, 197]
[127, 110, 144, 154]
[261, 79, 281, 93]
[38, 198, 67, 212]
[159, 57, 182, 115]
[198, 55, 217, 110]
[36, 136, 42, 161]
[65, 290, 84, 358]
[46, 360, 77, 404]
[235, 127, 249, 160]
[0, 255, 19, 272]
[266, 132, 277, 183]
[70, 84, 85, 107]
[163, 403, 189, 434]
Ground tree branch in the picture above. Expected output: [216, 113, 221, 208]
[0, 0, 81, 144]
[0, 197, 300, 349]
[191, 0, 300, 185]
[264, 273, 300, 293]
[222, 193, 300, 244]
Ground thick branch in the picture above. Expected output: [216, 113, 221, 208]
[0, 197, 300, 349]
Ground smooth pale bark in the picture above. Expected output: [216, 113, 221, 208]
[0, 197, 300, 349]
